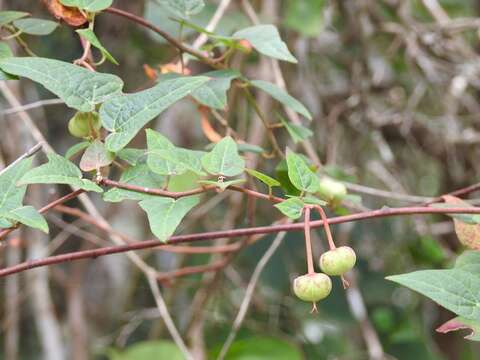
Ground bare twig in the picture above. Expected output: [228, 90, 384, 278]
[0, 99, 64, 116]
[217, 229, 289, 360]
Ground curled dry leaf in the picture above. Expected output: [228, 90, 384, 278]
[199, 107, 222, 143]
[442, 195, 480, 250]
[42, 0, 87, 26]
[436, 317, 480, 341]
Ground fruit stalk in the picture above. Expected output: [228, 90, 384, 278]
[315, 206, 336, 250]
[303, 206, 314, 275]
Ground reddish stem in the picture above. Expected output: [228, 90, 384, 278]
[304, 207, 314, 275]
[315, 206, 336, 250]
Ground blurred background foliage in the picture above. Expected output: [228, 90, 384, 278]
[1, 0, 480, 359]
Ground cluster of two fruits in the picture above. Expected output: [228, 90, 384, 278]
[293, 246, 356, 303]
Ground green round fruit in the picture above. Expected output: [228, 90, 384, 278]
[318, 177, 347, 202]
[293, 273, 332, 302]
[68, 112, 101, 138]
[319, 246, 356, 276]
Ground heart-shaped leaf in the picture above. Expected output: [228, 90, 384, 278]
[139, 196, 200, 242]
[19, 153, 102, 192]
[233, 25, 297, 63]
[286, 148, 319, 193]
[201, 136, 245, 177]
[274, 197, 304, 219]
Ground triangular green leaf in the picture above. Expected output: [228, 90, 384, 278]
[279, 115, 313, 143]
[13, 18, 58, 36]
[246, 168, 280, 188]
[191, 69, 240, 109]
[201, 136, 245, 177]
[233, 25, 298, 63]
[251, 80, 311, 120]
[18, 153, 102, 192]
[274, 197, 304, 219]
[286, 148, 320, 193]
[79, 140, 114, 172]
[0, 42, 18, 80]
[65, 141, 90, 160]
[0, 158, 32, 213]
[59, 0, 113, 12]
[101, 76, 208, 152]
[455, 251, 480, 274]
[156, 0, 204, 18]
[139, 196, 200, 242]
[197, 178, 245, 191]
[387, 269, 480, 322]
[2, 206, 48, 233]
[117, 148, 147, 166]
[76, 28, 118, 65]
[0, 11, 28, 26]
[0, 57, 123, 112]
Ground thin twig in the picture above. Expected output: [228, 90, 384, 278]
[0, 142, 44, 177]
[0, 99, 64, 116]
[146, 273, 194, 360]
[217, 229, 289, 360]
[105, 7, 220, 68]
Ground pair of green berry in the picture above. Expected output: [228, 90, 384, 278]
[293, 246, 356, 303]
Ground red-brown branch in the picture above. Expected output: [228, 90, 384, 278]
[0, 189, 85, 240]
[1, 205, 480, 278]
[104, 7, 220, 68]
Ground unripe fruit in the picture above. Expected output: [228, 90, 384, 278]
[319, 246, 356, 276]
[293, 273, 332, 302]
[68, 112, 101, 138]
[318, 177, 347, 202]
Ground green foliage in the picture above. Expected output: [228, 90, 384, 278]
[233, 25, 298, 63]
[274, 197, 304, 219]
[191, 69, 240, 109]
[0, 42, 17, 80]
[246, 168, 281, 189]
[108, 340, 184, 360]
[279, 116, 313, 144]
[0, 158, 32, 228]
[59, 0, 113, 12]
[157, 0, 205, 19]
[103, 164, 165, 203]
[1, 206, 48, 233]
[436, 316, 480, 341]
[212, 337, 303, 360]
[18, 153, 102, 192]
[139, 195, 200, 241]
[101, 76, 208, 152]
[198, 178, 245, 191]
[0, 57, 123, 112]
[201, 136, 245, 177]
[13, 18, 58, 35]
[387, 251, 480, 322]
[285, 148, 320, 193]
[0, 11, 28, 26]
[284, 0, 326, 37]
[251, 80, 312, 120]
[65, 141, 90, 160]
[79, 140, 114, 172]
[146, 129, 205, 176]
[76, 28, 118, 65]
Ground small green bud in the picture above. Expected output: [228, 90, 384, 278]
[68, 112, 101, 138]
[293, 273, 332, 302]
[319, 246, 356, 276]
[318, 177, 347, 202]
